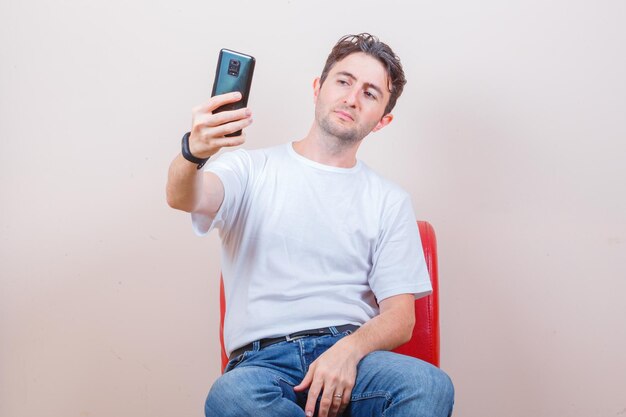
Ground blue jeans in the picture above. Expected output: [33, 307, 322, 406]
[205, 328, 454, 417]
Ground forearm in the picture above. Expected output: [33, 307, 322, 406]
[335, 294, 415, 362]
[166, 93, 252, 213]
[166, 154, 205, 212]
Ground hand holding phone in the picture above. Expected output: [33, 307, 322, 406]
[185, 49, 255, 160]
[211, 49, 255, 137]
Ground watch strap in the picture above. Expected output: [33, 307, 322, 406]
[181, 132, 210, 170]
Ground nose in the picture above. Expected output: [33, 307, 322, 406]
[343, 86, 360, 108]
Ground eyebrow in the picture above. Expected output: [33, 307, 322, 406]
[336, 71, 384, 97]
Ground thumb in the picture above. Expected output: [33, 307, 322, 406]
[294, 369, 313, 392]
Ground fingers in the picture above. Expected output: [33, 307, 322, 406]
[303, 380, 323, 417]
[309, 386, 349, 417]
[322, 386, 352, 417]
[318, 386, 338, 417]
[193, 91, 243, 114]
[188, 93, 253, 159]
[296, 366, 318, 416]
[336, 387, 352, 417]
[194, 106, 251, 130]
[199, 115, 253, 138]
[207, 135, 247, 150]
[293, 369, 313, 392]
[302, 379, 353, 417]
[329, 390, 345, 417]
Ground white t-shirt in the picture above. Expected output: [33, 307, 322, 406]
[192, 142, 432, 355]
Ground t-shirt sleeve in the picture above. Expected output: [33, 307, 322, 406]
[368, 194, 432, 302]
[191, 149, 251, 236]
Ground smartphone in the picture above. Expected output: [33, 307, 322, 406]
[211, 48, 255, 137]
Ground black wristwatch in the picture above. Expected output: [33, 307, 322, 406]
[181, 132, 210, 170]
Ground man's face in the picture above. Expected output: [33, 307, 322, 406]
[313, 52, 393, 144]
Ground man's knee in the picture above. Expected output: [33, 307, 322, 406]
[360, 352, 454, 415]
[205, 372, 245, 417]
[204, 368, 304, 417]
[425, 366, 455, 409]
[402, 362, 455, 415]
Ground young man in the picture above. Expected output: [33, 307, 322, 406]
[167, 33, 454, 417]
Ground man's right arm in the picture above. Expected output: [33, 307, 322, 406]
[166, 92, 253, 216]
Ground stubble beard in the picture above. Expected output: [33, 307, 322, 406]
[316, 107, 369, 146]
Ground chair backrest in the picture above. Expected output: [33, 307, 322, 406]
[391, 221, 440, 366]
[219, 221, 440, 372]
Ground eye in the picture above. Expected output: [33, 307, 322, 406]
[337, 79, 349, 86]
[364, 90, 378, 100]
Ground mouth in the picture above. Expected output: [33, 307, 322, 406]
[334, 110, 354, 121]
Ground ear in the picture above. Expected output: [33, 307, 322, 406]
[371, 113, 394, 132]
[312, 77, 321, 104]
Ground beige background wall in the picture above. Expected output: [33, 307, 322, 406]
[1, 0, 625, 416]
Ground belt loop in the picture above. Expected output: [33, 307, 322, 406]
[329, 326, 339, 336]
[252, 340, 261, 352]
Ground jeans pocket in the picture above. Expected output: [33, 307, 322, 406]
[224, 351, 249, 373]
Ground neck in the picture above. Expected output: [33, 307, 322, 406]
[292, 124, 361, 168]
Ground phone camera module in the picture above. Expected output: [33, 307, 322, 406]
[227, 59, 241, 76]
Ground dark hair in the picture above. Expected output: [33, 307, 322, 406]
[319, 33, 407, 115]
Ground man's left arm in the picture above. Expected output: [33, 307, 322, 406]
[293, 293, 416, 417]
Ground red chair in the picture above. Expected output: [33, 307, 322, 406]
[219, 221, 440, 372]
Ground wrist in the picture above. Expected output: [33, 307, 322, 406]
[181, 132, 210, 169]
[335, 335, 368, 363]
